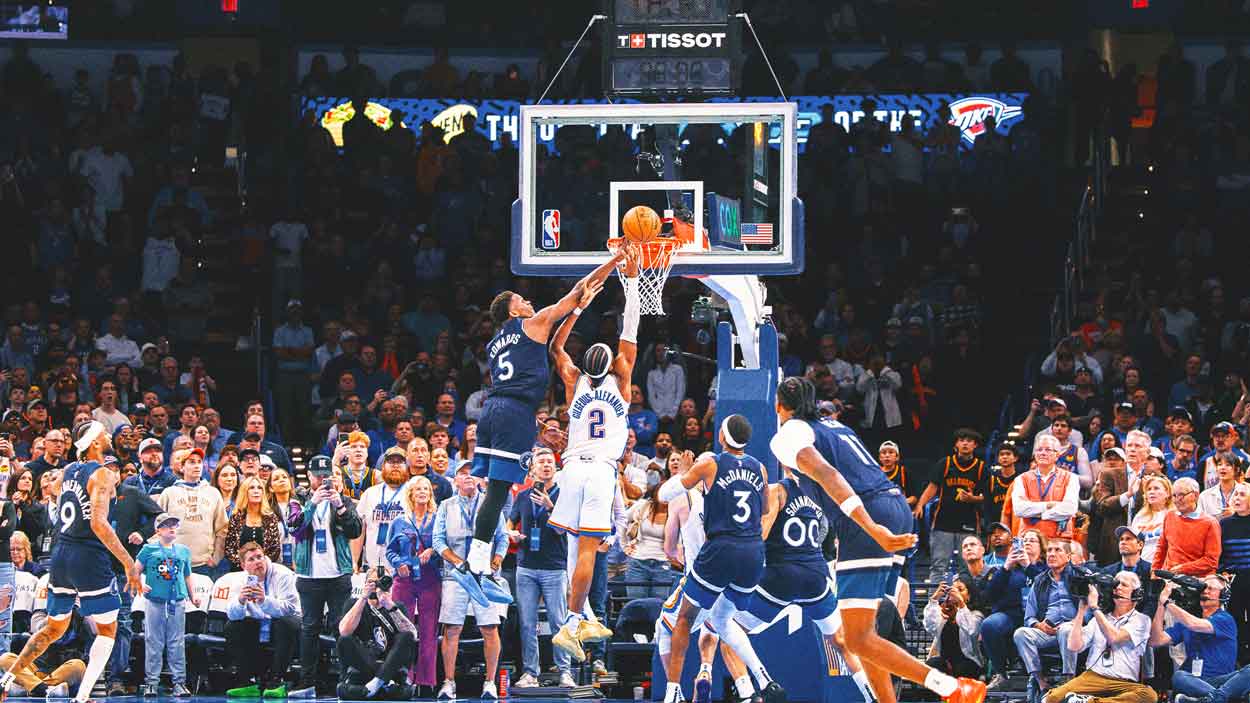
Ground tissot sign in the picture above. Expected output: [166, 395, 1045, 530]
[616, 31, 728, 49]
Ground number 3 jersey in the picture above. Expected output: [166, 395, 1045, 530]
[486, 317, 549, 408]
[566, 374, 628, 460]
[704, 452, 766, 540]
[57, 460, 110, 552]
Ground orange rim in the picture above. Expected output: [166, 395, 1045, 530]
[607, 237, 678, 269]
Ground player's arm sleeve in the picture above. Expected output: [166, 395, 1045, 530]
[620, 275, 640, 344]
[657, 474, 688, 503]
[770, 420, 816, 468]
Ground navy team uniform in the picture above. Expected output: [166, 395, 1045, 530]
[472, 317, 548, 485]
[48, 460, 121, 618]
[774, 417, 911, 609]
[686, 452, 767, 609]
[747, 473, 838, 628]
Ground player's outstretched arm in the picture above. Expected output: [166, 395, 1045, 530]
[527, 248, 626, 342]
[614, 245, 641, 397]
[88, 472, 140, 594]
[759, 481, 787, 539]
[792, 446, 917, 553]
[658, 450, 713, 502]
[551, 279, 605, 405]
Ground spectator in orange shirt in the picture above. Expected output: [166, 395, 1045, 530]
[1152, 477, 1221, 576]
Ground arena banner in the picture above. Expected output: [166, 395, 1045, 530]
[299, 92, 1028, 153]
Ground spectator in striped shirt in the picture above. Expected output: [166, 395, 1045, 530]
[1218, 481, 1250, 664]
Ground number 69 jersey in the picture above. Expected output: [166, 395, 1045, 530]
[56, 460, 110, 552]
[565, 374, 629, 460]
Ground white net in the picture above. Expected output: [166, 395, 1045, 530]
[608, 238, 676, 315]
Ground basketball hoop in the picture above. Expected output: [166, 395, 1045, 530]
[607, 237, 679, 316]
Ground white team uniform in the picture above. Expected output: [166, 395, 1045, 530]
[656, 486, 713, 650]
[549, 374, 629, 537]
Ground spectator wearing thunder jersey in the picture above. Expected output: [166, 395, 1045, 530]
[916, 428, 988, 583]
[1011, 434, 1080, 545]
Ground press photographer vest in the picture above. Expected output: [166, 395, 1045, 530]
[1020, 467, 1074, 540]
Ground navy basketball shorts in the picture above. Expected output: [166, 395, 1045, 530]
[48, 542, 121, 618]
[747, 562, 838, 630]
[472, 396, 537, 485]
[834, 488, 911, 610]
[686, 538, 765, 610]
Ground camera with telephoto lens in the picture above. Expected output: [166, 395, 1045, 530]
[1154, 570, 1206, 617]
[1068, 564, 1118, 608]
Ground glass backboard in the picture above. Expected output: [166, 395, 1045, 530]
[511, 102, 802, 276]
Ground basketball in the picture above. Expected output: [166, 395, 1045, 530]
[621, 205, 661, 243]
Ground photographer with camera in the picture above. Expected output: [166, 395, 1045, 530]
[1149, 575, 1246, 703]
[1100, 527, 1154, 612]
[335, 567, 417, 700]
[1042, 571, 1153, 703]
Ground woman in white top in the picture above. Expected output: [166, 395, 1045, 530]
[922, 578, 985, 678]
[623, 472, 677, 599]
[1131, 474, 1175, 564]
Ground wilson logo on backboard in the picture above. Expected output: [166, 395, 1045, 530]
[947, 97, 1024, 144]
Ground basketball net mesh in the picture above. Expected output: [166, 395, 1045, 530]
[607, 238, 676, 315]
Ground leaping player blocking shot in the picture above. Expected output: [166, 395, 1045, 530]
[769, 377, 985, 703]
[1, 421, 143, 703]
[547, 245, 640, 660]
[655, 415, 780, 703]
[457, 247, 627, 606]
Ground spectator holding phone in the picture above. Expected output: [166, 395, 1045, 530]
[1012, 540, 1078, 702]
[224, 542, 302, 698]
[290, 455, 361, 698]
[982, 529, 1046, 690]
[507, 447, 576, 688]
[923, 578, 985, 679]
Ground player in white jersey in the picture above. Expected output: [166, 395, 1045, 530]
[549, 247, 641, 660]
[656, 452, 757, 703]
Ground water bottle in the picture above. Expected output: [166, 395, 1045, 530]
[498, 665, 511, 698]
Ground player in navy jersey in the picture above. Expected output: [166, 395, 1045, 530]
[734, 469, 877, 703]
[656, 415, 781, 703]
[770, 377, 985, 703]
[1, 422, 142, 703]
[455, 248, 626, 604]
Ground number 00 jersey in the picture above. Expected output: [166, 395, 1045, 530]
[486, 317, 549, 408]
[704, 452, 767, 540]
[565, 374, 629, 460]
[57, 460, 110, 552]
[764, 473, 832, 572]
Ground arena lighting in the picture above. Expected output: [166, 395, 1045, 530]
[222, 0, 238, 13]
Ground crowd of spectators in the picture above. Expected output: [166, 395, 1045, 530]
[2, 24, 1250, 703]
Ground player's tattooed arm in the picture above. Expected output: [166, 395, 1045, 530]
[88, 472, 138, 581]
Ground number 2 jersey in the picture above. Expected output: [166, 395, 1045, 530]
[57, 460, 111, 553]
[566, 374, 629, 460]
[486, 317, 549, 408]
[704, 452, 767, 540]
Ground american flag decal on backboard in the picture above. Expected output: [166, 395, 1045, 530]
[740, 222, 774, 244]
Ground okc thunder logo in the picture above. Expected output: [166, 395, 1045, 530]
[948, 97, 1024, 144]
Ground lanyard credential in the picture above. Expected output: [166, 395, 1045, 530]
[459, 495, 480, 555]
[1035, 470, 1058, 501]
